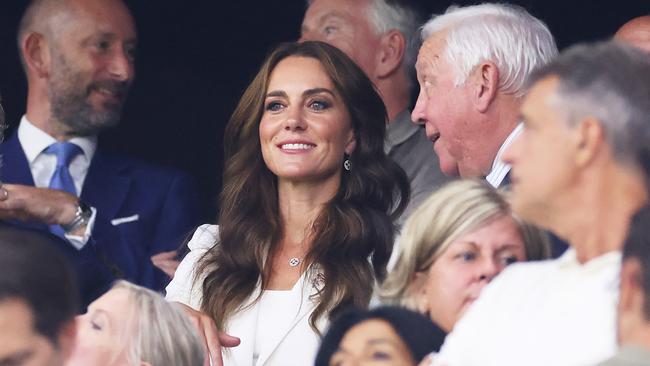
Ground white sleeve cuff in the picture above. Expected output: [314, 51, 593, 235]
[63, 206, 97, 250]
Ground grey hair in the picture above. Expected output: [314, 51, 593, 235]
[379, 180, 549, 309]
[421, 3, 558, 98]
[366, 0, 422, 78]
[306, 0, 421, 80]
[528, 41, 650, 170]
[112, 281, 204, 366]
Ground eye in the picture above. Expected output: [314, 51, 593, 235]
[265, 101, 285, 112]
[125, 45, 137, 62]
[309, 100, 330, 111]
[457, 251, 477, 262]
[95, 40, 111, 52]
[370, 350, 391, 360]
[499, 255, 519, 266]
[323, 25, 337, 36]
[90, 320, 103, 331]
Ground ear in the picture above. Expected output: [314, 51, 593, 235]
[22, 32, 51, 78]
[573, 116, 605, 168]
[619, 259, 644, 315]
[471, 62, 499, 113]
[375, 30, 406, 79]
[344, 131, 357, 155]
[58, 318, 77, 361]
[411, 272, 430, 314]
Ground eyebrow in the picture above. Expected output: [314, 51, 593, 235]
[301, 11, 346, 34]
[265, 88, 336, 99]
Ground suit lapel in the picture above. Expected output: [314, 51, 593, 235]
[80, 149, 131, 221]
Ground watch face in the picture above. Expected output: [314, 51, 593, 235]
[78, 201, 93, 220]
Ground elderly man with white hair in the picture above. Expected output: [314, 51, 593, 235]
[411, 3, 557, 186]
[426, 41, 650, 366]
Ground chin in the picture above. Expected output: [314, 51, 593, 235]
[439, 161, 460, 177]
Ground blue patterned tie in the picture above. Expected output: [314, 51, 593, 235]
[45, 142, 82, 236]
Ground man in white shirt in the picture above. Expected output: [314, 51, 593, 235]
[411, 3, 557, 187]
[432, 42, 650, 366]
[0, 0, 199, 302]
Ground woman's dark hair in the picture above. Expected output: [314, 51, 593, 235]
[315, 306, 446, 365]
[197, 41, 410, 332]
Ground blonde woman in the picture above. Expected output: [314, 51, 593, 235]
[67, 281, 203, 366]
[380, 180, 549, 334]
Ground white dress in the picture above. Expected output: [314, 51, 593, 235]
[166, 225, 328, 366]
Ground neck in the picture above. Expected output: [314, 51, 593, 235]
[277, 176, 339, 248]
[481, 95, 521, 175]
[552, 164, 647, 263]
[25, 85, 69, 141]
[373, 73, 411, 123]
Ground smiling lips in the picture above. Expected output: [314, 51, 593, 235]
[278, 142, 316, 152]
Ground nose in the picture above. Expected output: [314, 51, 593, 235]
[411, 91, 427, 125]
[477, 257, 501, 283]
[283, 107, 307, 131]
[108, 47, 135, 82]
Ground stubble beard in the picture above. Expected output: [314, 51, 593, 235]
[48, 52, 130, 137]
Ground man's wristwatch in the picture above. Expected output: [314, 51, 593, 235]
[62, 200, 92, 233]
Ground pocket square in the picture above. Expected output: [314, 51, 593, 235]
[111, 214, 139, 226]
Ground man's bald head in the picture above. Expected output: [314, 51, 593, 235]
[18, 0, 75, 54]
[615, 15, 650, 53]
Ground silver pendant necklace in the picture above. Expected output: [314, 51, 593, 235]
[289, 257, 301, 267]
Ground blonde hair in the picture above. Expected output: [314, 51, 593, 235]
[379, 180, 549, 308]
[112, 281, 204, 366]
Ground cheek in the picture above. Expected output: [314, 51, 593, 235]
[425, 265, 471, 318]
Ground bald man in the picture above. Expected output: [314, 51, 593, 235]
[0, 0, 200, 298]
[615, 15, 650, 52]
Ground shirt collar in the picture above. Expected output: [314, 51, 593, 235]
[384, 110, 421, 154]
[18, 115, 97, 164]
[485, 122, 523, 188]
[555, 247, 622, 271]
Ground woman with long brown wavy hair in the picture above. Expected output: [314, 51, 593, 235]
[166, 41, 409, 366]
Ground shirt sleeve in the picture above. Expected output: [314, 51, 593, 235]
[165, 224, 219, 309]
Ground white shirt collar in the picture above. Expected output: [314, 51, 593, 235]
[555, 247, 622, 271]
[18, 115, 97, 164]
[485, 123, 523, 188]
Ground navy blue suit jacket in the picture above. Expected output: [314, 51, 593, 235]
[1, 133, 200, 302]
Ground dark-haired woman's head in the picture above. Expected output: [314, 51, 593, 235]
[315, 306, 445, 366]
[200, 41, 409, 333]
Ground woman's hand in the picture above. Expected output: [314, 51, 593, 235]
[174, 302, 241, 366]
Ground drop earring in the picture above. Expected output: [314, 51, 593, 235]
[343, 154, 351, 171]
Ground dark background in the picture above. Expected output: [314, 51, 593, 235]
[1, 0, 648, 221]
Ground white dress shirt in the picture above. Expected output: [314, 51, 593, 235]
[17, 116, 97, 249]
[432, 249, 620, 366]
[485, 123, 523, 188]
